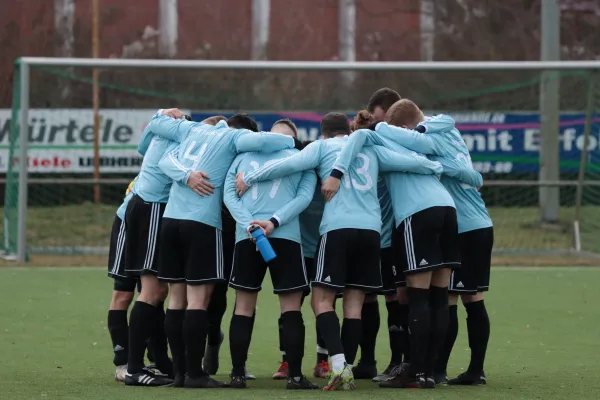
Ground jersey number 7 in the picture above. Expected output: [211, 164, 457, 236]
[249, 160, 282, 200]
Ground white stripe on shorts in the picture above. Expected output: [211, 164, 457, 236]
[404, 216, 416, 271]
[111, 218, 126, 275]
[143, 203, 159, 270]
[316, 233, 327, 282]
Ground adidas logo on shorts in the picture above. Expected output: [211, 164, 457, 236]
[324, 276, 331, 282]
[456, 281, 464, 288]
[419, 259, 428, 266]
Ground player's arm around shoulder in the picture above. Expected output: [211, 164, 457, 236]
[419, 114, 456, 134]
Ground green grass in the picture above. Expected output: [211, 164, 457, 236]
[1, 267, 599, 399]
[10, 204, 600, 253]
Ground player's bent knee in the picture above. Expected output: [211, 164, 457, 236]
[406, 271, 432, 289]
[110, 290, 134, 310]
[137, 275, 168, 305]
[311, 286, 336, 315]
[279, 291, 303, 313]
[431, 267, 452, 287]
[187, 283, 214, 310]
[342, 289, 366, 319]
[168, 283, 187, 309]
[234, 291, 258, 317]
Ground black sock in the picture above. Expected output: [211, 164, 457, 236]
[281, 311, 305, 378]
[229, 314, 254, 377]
[436, 304, 458, 373]
[127, 301, 156, 374]
[465, 300, 490, 374]
[358, 301, 379, 365]
[398, 303, 410, 363]
[207, 284, 227, 346]
[183, 309, 209, 378]
[407, 287, 430, 375]
[385, 301, 403, 366]
[316, 323, 328, 363]
[426, 286, 449, 375]
[151, 302, 172, 376]
[108, 310, 129, 366]
[278, 315, 287, 362]
[316, 311, 344, 357]
[341, 318, 362, 365]
[164, 309, 186, 377]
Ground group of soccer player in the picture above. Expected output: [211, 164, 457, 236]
[105, 87, 493, 391]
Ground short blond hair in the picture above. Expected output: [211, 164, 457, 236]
[385, 99, 423, 128]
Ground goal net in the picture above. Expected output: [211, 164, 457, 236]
[3, 59, 600, 264]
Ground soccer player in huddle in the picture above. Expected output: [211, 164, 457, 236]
[236, 112, 443, 390]
[325, 103, 482, 389]
[107, 178, 141, 382]
[350, 88, 412, 383]
[122, 109, 218, 387]
[223, 119, 319, 390]
[153, 112, 296, 388]
[367, 100, 493, 385]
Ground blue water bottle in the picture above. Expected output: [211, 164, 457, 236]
[250, 226, 277, 262]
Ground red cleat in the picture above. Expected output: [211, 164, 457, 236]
[313, 361, 331, 379]
[272, 362, 289, 380]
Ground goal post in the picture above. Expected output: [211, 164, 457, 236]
[5, 57, 600, 263]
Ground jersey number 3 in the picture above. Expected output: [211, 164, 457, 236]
[343, 153, 373, 191]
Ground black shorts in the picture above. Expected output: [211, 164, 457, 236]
[158, 218, 226, 285]
[230, 238, 309, 294]
[313, 228, 382, 292]
[450, 227, 494, 294]
[396, 206, 460, 275]
[108, 214, 139, 291]
[221, 206, 236, 282]
[124, 195, 166, 276]
[108, 215, 128, 279]
[380, 247, 404, 295]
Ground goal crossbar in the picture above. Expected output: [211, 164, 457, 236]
[11, 58, 600, 263]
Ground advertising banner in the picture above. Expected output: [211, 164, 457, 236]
[192, 111, 600, 174]
[0, 109, 189, 173]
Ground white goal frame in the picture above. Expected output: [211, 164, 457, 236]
[12, 57, 600, 262]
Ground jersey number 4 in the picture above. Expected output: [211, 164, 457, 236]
[183, 141, 209, 170]
[342, 153, 373, 191]
[249, 160, 282, 200]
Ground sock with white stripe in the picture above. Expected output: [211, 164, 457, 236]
[316, 324, 328, 364]
[127, 301, 156, 374]
[183, 309, 209, 378]
[108, 310, 128, 366]
[407, 287, 430, 376]
[278, 315, 287, 362]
